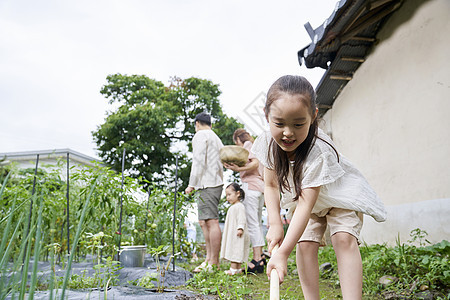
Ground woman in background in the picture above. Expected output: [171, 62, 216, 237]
[223, 129, 266, 273]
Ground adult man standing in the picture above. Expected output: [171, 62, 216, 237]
[185, 112, 224, 272]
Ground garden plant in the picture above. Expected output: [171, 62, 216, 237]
[0, 160, 448, 299]
[0, 160, 195, 299]
[181, 229, 449, 299]
[136, 244, 177, 292]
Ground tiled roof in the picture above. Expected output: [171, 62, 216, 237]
[298, 0, 403, 114]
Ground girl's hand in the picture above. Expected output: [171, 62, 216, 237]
[237, 228, 243, 237]
[266, 250, 288, 283]
[223, 162, 240, 172]
[266, 224, 284, 253]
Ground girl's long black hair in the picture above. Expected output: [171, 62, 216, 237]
[265, 75, 339, 200]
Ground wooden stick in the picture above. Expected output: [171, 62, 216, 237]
[270, 245, 280, 300]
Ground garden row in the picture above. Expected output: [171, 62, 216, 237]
[1, 161, 448, 299]
[0, 161, 196, 299]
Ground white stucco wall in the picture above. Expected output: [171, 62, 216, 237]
[321, 0, 450, 244]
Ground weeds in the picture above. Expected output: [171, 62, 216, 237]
[183, 230, 449, 299]
[186, 265, 252, 298]
[316, 229, 449, 297]
[137, 244, 178, 292]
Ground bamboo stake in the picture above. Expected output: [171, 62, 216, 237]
[66, 152, 70, 255]
[144, 187, 151, 245]
[172, 155, 178, 271]
[270, 245, 280, 300]
[117, 148, 126, 260]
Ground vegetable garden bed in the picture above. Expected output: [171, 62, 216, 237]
[0, 159, 198, 299]
[1, 156, 448, 300]
[2, 255, 201, 300]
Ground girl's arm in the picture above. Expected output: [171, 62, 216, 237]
[236, 205, 246, 237]
[278, 187, 320, 256]
[264, 167, 284, 252]
[267, 186, 320, 283]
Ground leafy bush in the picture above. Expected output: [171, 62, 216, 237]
[360, 237, 449, 295]
[317, 229, 449, 296]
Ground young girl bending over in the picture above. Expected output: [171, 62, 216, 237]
[252, 75, 386, 299]
[220, 183, 250, 275]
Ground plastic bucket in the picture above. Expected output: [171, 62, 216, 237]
[119, 245, 146, 267]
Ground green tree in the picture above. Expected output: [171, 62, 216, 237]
[92, 74, 242, 188]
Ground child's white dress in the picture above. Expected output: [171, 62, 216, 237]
[220, 202, 250, 263]
[252, 128, 387, 222]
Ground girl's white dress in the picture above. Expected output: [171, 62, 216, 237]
[252, 128, 387, 222]
[220, 202, 250, 263]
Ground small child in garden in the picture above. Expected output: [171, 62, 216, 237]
[220, 183, 250, 275]
[252, 75, 387, 298]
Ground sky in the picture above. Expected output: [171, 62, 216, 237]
[0, 0, 338, 159]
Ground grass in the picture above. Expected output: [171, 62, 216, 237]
[179, 257, 381, 299]
[178, 233, 449, 300]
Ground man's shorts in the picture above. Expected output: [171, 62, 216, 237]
[197, 185, 223, 220]
[299, 207, 363, 245]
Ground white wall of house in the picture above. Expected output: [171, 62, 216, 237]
[321, 0, 450, 245]
[0, 149, 101, 180]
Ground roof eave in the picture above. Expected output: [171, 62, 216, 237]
[298, 0, 403, 114]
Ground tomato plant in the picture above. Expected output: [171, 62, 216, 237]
[0, 160, 195, 262]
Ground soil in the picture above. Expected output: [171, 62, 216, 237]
[3, 255, 205, 299]
[28, 286, 213, 300]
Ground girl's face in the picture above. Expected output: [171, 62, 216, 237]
[225, 186, 240, 205]
[234, 137, 244, 147]
[267, 93, 316, 159]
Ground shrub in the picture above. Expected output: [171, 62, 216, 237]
[317, 229, 449, 296]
